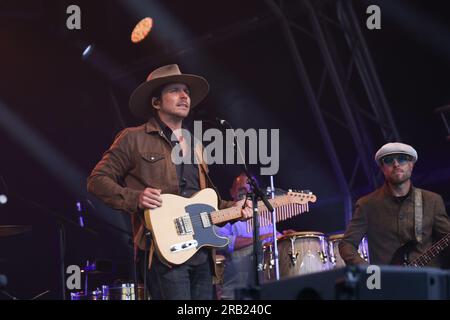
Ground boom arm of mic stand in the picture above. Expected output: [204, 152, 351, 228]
[219, 120, 274, 213]
[247, 178, 273, 213]
[220, 119, 274, 289]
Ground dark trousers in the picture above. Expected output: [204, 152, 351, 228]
[137, 250, 214, 300]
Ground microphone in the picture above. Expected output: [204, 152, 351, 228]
[215, 117, 232, 128]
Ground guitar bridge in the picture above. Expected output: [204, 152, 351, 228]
[174, 215, 194, 235]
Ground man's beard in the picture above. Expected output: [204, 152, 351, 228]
[388, 172, 411, 185]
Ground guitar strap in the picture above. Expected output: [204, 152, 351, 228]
[414, 188, 423, 243]
[194, 143, 222, 199]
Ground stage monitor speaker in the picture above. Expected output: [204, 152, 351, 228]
[257, 265, 449, 300]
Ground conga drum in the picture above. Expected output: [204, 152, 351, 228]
[328, 234, 370, 268]
[263, 231, 331, 280]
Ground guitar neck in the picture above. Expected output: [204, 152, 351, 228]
[210, 195, 293, 225]
[408, 233, 450, 267]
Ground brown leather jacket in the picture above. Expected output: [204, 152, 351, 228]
[339, 183, 450, 267]
[87, 117, 234, 272]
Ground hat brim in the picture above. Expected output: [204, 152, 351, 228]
[129, 74, 209, 120]
[376, 151, 418, 165]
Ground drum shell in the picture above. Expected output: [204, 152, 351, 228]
[70, 289, 102, 300]
[263, 231, 331, 281]
[328, 234, 370, 267]
[101, 283, 145, 300]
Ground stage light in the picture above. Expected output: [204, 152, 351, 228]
[0, 194, 7, 205]
[131, 17, 153, 43]
[81, 44, 94, 59]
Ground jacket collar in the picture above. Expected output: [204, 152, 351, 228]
[145, 117, 163, 134]
[145, 116, 188, 134]
[381, 181, 414, 201]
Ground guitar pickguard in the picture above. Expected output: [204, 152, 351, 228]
[184, 203, 229, 249]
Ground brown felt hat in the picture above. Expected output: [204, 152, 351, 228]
[129, 64, 209, 120]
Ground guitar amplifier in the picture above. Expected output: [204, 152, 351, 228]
[256, 265, 450, 300]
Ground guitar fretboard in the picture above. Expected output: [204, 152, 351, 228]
[246, 203, 310, 232]
[408, 233, 450, 267]
[209, 194, 314, 226]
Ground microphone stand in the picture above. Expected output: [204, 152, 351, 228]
[218, 119, 274, 297]
[268, 176, 280, 281]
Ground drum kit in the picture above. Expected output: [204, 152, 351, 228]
[69, 259, 146, 300]
[70, 283, 145, 300]
[262, 231, 369, 281]
[0, 225, 146, 300]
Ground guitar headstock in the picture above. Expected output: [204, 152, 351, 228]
[286, 189, 317, 204]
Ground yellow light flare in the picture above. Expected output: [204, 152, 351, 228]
[131, 17, 153, 43]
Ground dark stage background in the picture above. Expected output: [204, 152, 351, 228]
[0, 0, 449, 299]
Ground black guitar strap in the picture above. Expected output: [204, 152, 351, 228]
[200, 161, 222, 202]
[414, 188, 423, 243]
[194, 143, 222, 202]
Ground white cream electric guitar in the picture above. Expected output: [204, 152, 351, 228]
[144, 188, 317, 265]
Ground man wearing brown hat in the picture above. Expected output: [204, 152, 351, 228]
[87, 64, 252, 299]
[339, 142, 450, 267]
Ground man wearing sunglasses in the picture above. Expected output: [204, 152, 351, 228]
[339, 142, 450, 267]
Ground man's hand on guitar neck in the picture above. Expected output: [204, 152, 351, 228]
[235, 198, 253, 221]
[138, 188, 163, 210]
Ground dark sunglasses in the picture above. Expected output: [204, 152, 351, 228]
[381, 154, 413, 166]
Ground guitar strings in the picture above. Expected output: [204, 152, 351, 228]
[184, 203, 310, 226]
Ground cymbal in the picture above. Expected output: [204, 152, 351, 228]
[0, 225, 31, 237]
